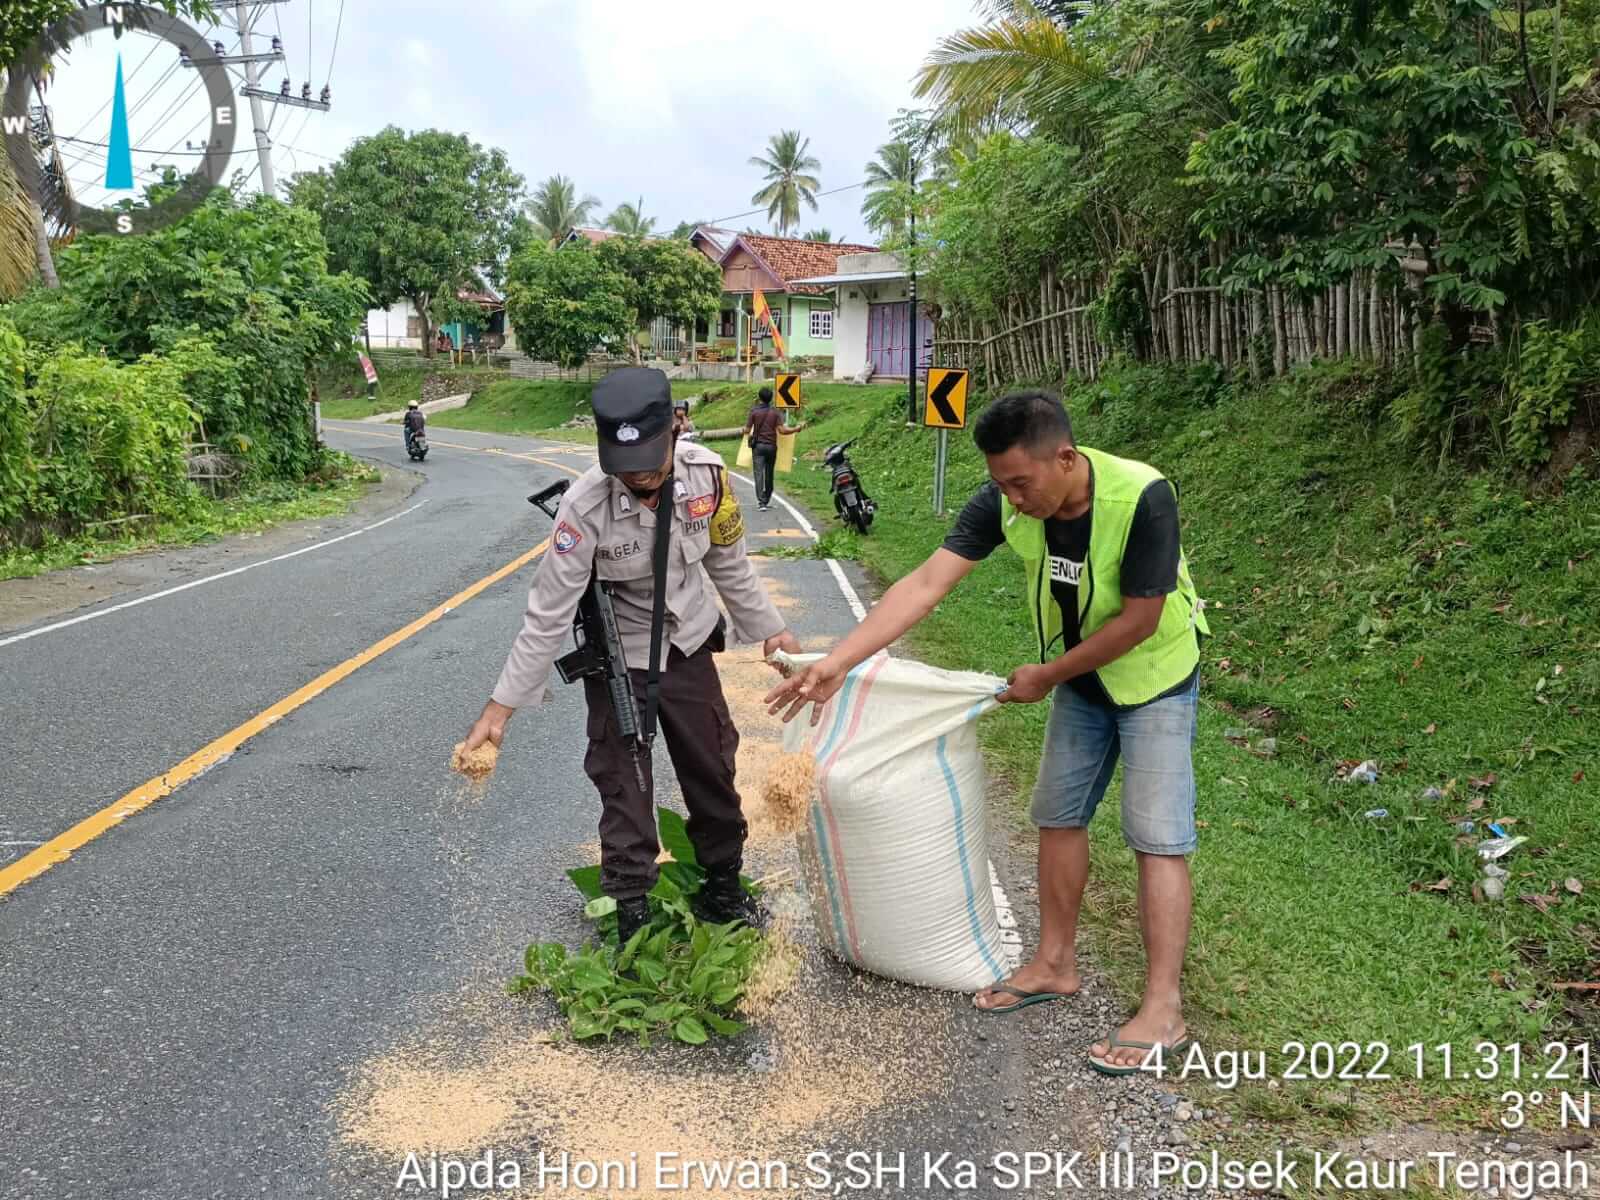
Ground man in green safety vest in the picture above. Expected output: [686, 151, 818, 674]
[766, 389, 1208, 1075]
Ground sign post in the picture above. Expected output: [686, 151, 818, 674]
[922, 367, 970, 516]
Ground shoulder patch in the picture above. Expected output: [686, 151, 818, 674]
[676, 441, 726, 468]
[708, 467, 744, 546]
[561, 466, 612, 516]
[553, 521, 583, 555]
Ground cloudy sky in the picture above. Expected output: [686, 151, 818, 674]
[41, 0, 984, 243]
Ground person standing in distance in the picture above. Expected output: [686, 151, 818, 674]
[462, 368, 801, 945]
[742, 386, 782, 512]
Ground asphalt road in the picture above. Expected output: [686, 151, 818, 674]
[0, 421, 1134, 1200]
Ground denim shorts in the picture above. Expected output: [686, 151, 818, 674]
[1029, 675, 1199, 855]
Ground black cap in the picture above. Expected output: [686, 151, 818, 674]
[593, 367, 673, 474]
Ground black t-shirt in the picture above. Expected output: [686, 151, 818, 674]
[942, 464, 1197, 707]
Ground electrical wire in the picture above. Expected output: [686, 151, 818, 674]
[325, 0, 346, 82]
[710, 179, 868, 226]
[64, 27, 165, 139]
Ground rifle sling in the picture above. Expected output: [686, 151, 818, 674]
[641, 472, 673, 748]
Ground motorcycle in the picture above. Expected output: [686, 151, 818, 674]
[822, 439, 875, 534]
[406, 430, 429, 462]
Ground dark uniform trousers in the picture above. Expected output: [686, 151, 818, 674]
[582, 622, 745, 899]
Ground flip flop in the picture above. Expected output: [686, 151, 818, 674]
[1087, 1033, 1192, 1077]
[972, 983, 1073, 1014]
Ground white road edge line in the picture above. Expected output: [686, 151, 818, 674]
[736, 468, 1016, 948]
[0, 501, 430, 651]
[731, 471, 868, 622]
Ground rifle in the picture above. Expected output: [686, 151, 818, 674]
[528, 480, 649, 792]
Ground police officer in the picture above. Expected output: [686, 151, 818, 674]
[461, 368, 800, 945]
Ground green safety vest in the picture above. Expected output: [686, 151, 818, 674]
[999, 445, 1210, 707]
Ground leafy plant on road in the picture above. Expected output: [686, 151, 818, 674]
[509, 808, 764, 1046]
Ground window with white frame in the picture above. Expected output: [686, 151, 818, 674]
[809, 307, 834, 340]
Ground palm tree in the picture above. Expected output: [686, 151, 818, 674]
[801, 227, 835, 242]
[0, 161, 39, 300]
[860, 141, 919, 238]
[670, 219, 706, 240]
[605, 196, 656, 238]
[749, 130, 821, 236]
[525, 174, 601, 244]
[913, 4, 1109, 138]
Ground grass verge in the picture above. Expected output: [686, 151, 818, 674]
[715, 360, 1599, 1128]
[0, 452, 380, 581]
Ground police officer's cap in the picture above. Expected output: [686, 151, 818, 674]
[593, 367, 673, 475]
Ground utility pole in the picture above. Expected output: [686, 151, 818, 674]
[233, 2, 275, 195]
[186, 3, 326, 198]
[907, 157, 919, 426]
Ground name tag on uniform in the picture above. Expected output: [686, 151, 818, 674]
[1049, 555, 1082, 584]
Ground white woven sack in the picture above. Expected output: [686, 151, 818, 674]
[778, 651, 1011, 991]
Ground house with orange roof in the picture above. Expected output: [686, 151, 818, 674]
[688, 229, 879, 362]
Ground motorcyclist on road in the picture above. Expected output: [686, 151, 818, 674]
[403, 400, 425, 453]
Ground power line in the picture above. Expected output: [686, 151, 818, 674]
[64, 27, 165, 140]
[325, 0, 346, 82]
[711, 179, 868, 226]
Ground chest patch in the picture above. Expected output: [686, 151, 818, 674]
[687, 493, 716, 519]
[1049, 555, 1083, 585]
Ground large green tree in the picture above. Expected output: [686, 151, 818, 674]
[504, 242, 631, 368]
[749, 130, 821, 235]
[525, 174, 601, 245]
[7, 190, 368, 481]
[288, 127, 523, 358]
[594, 236, 723, 362]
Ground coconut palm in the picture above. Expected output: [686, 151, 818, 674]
[801, 227, 835, 242]
[525, 174, 601, 244]
[604, 196, 656, 238]
[859, 141, 920, 239]
[913, 2, 1108, 138]
[0, 156, 39, 300]
[749, 130, 821, 236]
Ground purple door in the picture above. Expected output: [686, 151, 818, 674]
[867, 302, 933, 377]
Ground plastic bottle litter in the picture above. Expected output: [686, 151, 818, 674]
[1422, 787, 1446, 801]
[1477, 835, 1527, 862]
[1256, 737, 1279, 757]
[1364, 808, 1389, 820]
[1481, 862, 1509, 902]
[1454, 820, 1477, 834]
[1347, 760, 1380, 784]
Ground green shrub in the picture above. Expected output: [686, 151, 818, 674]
[1506, 318, 1599, 469]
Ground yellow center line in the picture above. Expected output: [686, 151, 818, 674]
[1, 452, 588, 900]
[325, 423, 590, 474]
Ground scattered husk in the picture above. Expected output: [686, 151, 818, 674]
[451, 740, 499, 784]
[739, 910, 802, 1019]
[760, 753, 815, 836]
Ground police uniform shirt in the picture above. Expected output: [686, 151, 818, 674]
[491, 440, 784, 710]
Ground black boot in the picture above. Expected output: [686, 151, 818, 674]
[691, 863, 763, 929]
[615, 895, 651, 947]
